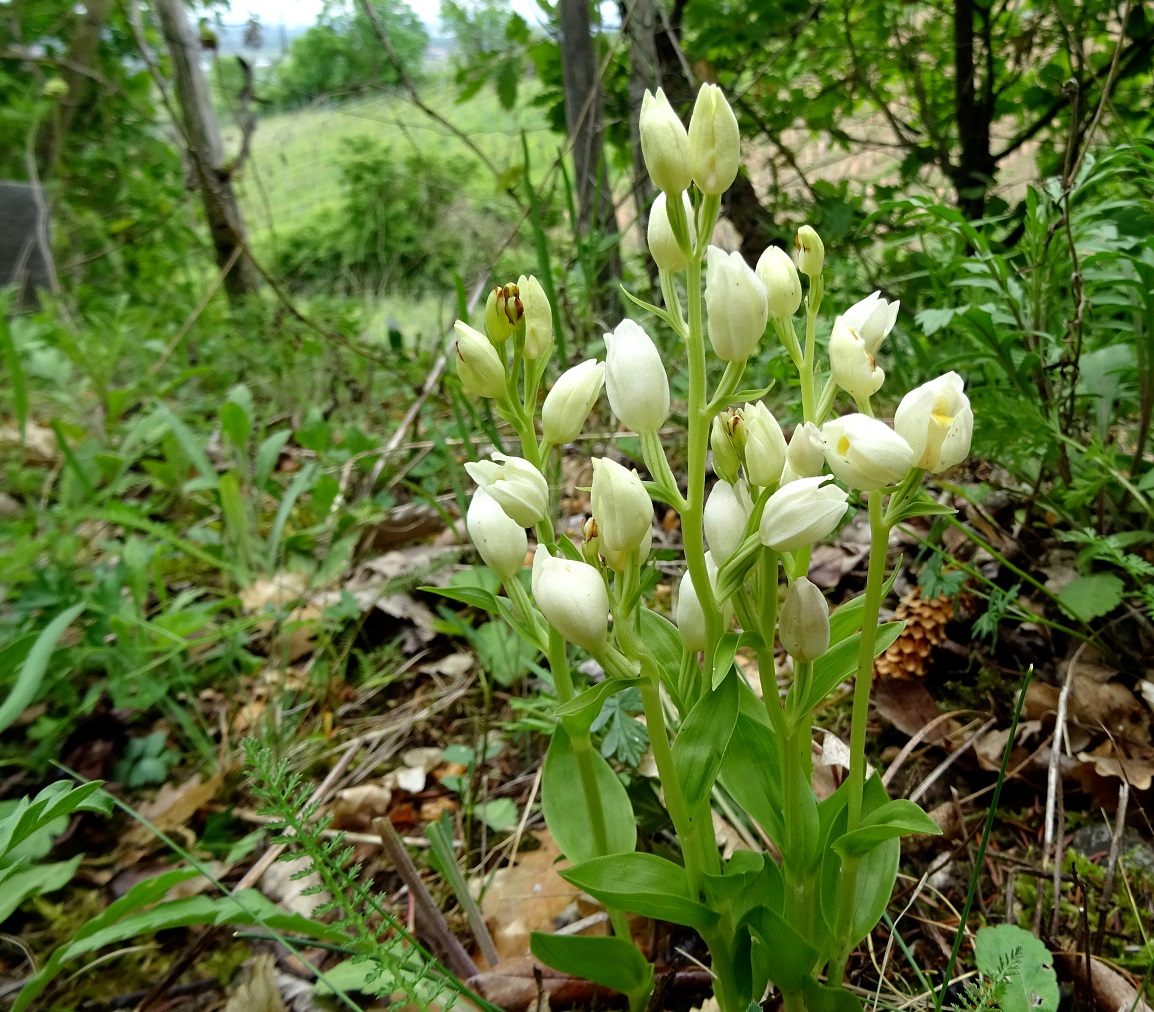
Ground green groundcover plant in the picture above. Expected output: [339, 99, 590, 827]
[448, 84, 974, 1012]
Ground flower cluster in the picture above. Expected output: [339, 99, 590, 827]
[448, 80, 975, 1012]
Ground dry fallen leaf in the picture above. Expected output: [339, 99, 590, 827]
[223, 954, 287, 1012]
[127, 772, 223, 844]
[480, 832, 588, 962]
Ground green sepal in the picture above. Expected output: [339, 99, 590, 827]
[673, 668, 739, 810]
[831, 799, 942, 859]
[542, 729, 635, 864]
[560, 853, 719, 931]
[530, 932, 654, 1012]
[554, 532, 585, 563]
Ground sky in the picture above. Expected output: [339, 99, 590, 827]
[234, 0, 548, 31]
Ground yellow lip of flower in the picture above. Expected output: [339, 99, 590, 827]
[837, 435, 851, 456]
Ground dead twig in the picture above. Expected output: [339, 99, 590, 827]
[374, 817, 480, 981]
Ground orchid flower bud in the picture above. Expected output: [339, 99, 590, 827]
[781, 421, 826, 484]
[517, 274, 553, 360]
[676, 552, 731, 652]
[704, 479, 753, 563]
[779, 576, 830, 662]
[464, 452, 549, 527]
[894, 372, 973, 472]
[711, 411, 742, 484]
[466, 487, 528, 580]
[759, 475, 849, 553]
[591, 457, 653, 558]
[841, 291, 899, 356]
[581, 516, 602, 568]
[648, 192, 693, 273]
[687, 83, 741, 195]
[603, 524, 653, 573]
[755, 246, 802, 319]
[794, 225, 824, 279]
[821, 414, 914, 491]
[742, 401, 787, 487]
[605, 319, 670, 434]
[454, 320, 507, 399]
[705, 246, 768, 362]
[532, 550, 609, 653]
[829, 315, 885, 405]
[484, 284, 519, 344]
[640, 88, 692, 194]
[542, 359, 605, 445]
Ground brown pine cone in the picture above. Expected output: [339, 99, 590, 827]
[875, 589, 954, 679]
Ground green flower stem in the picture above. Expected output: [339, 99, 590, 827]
[801, 274, 824, 423]
[757, 549, 786, 732]
[827, 490, 890, 986]
[638, 678, 710, 898]
[683, 198, 724, 684]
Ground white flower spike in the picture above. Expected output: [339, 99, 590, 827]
[464, 453, 549, 528]
[648, 192, 693, 273]
[454, 320, 507, 399]
[532, 550, 609, 653]
[591, 457, 653, 557]
[759, 475, 849, 553]
[604, 319, 670, 434]
[466, 488, 528, 581]
[894, 372, 973, 472]
[688, 83, 741, 195]
[705, 246, 768, 362]
[542, 359, 605, 445]
[821, 414, 914, 491]
[640, 89, 692, 194]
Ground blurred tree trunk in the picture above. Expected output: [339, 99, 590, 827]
[950, 0, 996, 220]
[622, 0, 659, 289]
[36, 0, 113, 181]
[558, 0, 620, 326]
[153, 0, 260, 302]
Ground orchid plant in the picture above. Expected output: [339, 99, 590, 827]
[449, 82, 973, 1012]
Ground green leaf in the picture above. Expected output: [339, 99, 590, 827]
[560, 853, 718, 931]
[673, 668, 739, 809]
[746, 906, 820, 994]
[820, 775, 899, 954]
[422, 583, 501, 614]
[973, 924, 1059, 1012]
[0, 312, 27, 441]
[0, 603, 86, 737]
[831, 799, 942, 859]
[889, 494, 958, 525]
[254, 430, 292, 490]
[638, 609, 683, 696]
[477, 798, 519, 832]
[541, 729, 635, 864]
[556, 677, 638, 736]
[801, 976, 864, 1012]
[220, 400, 251, 451]
[0, 857, 81, 925]
[530, 933, 653, 1012]
[719, 706, 784, 847]
[1057, 573, 1125, 622]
